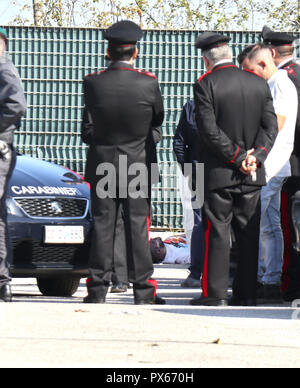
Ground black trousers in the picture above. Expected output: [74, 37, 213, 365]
[112, 202, 152, 286]
[281, 177, 300, 298]
[0, 147, 16, 284]
[111, 205, 129, 285]
[87, 186, 155, 302]
[202, 185, 261, 300]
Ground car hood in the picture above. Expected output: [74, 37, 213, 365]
[8, 155, 90, 198]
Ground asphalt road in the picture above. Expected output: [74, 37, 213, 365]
[0, 264, 300, 369]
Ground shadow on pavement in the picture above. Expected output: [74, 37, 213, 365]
[153, 305, 295, 320]
[10, 275, 296, 321]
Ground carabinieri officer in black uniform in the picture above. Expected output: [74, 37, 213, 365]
[82, 21, 164, 304]
[262, 28, 300, 302]
[191, 32, 278, 306]
[262, 28, 300, 177]
[0, 28, 26, 302]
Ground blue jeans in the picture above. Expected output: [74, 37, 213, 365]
[258, 176, 286, 285]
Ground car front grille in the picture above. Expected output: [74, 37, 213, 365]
[14, 197, 88, 218]
[28, 243, 77, 264]
[12, 240, 90, 266]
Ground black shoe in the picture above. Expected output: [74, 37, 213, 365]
[83, 295, 106, 304]
[0, 283, 12, 302]
[181, 276, 201, 288]
[135, 295, 166, 305]
[110, 282, 128, 293]
[228, 297, 256, 306]
[190, 297, 228, 306]
[283, 290, 300, 302]
[154, 295, 166, 305]
[256, 282, 265, 299]
[263, 284, 283, 304]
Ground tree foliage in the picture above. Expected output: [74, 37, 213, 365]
[9, 0, 300, 31]
[259, 0, 300, 30]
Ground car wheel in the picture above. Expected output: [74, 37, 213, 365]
[36, 277, 81, 297]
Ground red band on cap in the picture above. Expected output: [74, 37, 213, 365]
[213, 42, 228, 48]
[109, 42, 135, 48]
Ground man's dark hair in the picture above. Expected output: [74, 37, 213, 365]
[237, 44, 257, 65]
[237, 43, 271, 65]
[107, 43, 136, 62]
[150, 238, 166, 264]
[0, 33, 7, 48]
[247, 43, 272, 62]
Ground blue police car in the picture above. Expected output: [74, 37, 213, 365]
[7, 154, 92, 297]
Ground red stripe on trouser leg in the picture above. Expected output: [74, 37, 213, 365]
[148, 278, 157, 296]
[281, 191, 291, 292]
[202, 218, 211, 298]
[147, 212, 151, 242]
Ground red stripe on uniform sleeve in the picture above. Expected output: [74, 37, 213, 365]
[255, 145, 269, 154]
[228, 146, 240, 164]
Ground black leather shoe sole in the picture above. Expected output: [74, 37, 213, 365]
[83, 296, 106, 304]
[190, 297, 228, 306]
[135, 295, 166, 305]
[283, 293, 300, 302]
[229, 297, 257, 306]
[256, 298, 283, 305]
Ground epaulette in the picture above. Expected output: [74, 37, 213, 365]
[136, 69, 157, 79]
[197, 71, 212, 83]
[283, 63, 296, 78]
[287, 68, 296, 77]
[283, 63, 296, 70]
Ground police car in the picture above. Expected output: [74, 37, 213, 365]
[7, 154, 91, 297]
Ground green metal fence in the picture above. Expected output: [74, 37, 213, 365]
[5, 27, 300, 229]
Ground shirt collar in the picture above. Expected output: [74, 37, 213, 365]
[108, 61, 134, 70]
[213, 59, 233, 69]
[277, 57, 294, 69]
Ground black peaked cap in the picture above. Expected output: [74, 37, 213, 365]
[195, 32, 231, 50]
[262, 26, 296, 46]
[104, 20, 143, 45]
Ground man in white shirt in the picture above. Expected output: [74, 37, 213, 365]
[245, 45, 298, 302]
[150, 237, 191, 265]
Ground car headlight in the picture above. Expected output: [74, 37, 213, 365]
[6, 198, 23, 216]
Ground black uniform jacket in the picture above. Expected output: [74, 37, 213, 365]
[173, 99, 201, 190]
[194, 62, 278, 191]
[282, 60, 300, 176]
[173, 100, 200, 169]
[0, 53, 27, 145]
[82, 61, 164, 186]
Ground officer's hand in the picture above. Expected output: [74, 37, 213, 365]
[240, 150, 257, 176]
[240, 155, 257, 175]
